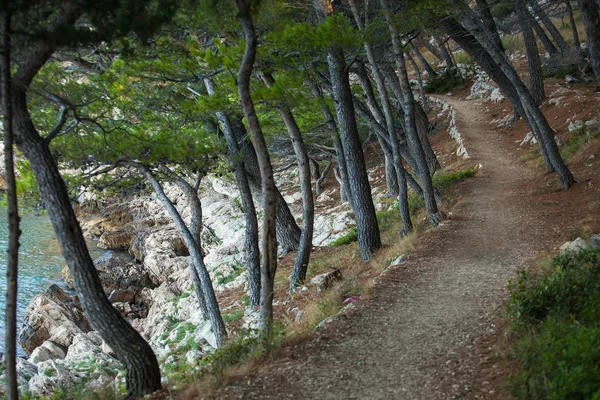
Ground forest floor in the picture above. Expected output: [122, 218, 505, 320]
[187, 90, 600, 399]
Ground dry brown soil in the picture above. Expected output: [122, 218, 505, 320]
[199, 93, 600, 400]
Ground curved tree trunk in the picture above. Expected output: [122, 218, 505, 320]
[260, 71, 315, 292]
[580, 0, 600, 87]
[315, 0, 381, 260]
[2, 10, 20, 400]
[204, 78, 260, 307]
[136, 165, 227, 347]
[235, 0, 278, 335]
[13, 90, 161, 397]
[513, 0, 546, 104]
[528, 0, 571, 54]
[407, 52, 431, 113]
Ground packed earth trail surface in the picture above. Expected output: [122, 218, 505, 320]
[209, 97, 587, 400]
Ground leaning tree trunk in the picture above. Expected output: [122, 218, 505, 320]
[230, 117, 301, 253]
[260, 72, 315, 292]
[12, 90, 161, 397]
[235, 0, 278, 335]
[441, 18, 554, 172]
[513, 0, 546, 104]
[528, 0, 571, 55]
[407, 52, 430, 112]
[382, 0, 442, 227]
[564, 0, 580, 49]
[457, 7, 575, 188]
[474, 0, 505, 53]
[315, 0, 381, 260]
[136, 165, 227, 347]
[579, 0, 600, 87]
[204, 78, 260, 307]
[528, 7, 560, 56]
[410, 42, 438, 77]
[2, 9, 19, 400]
[159, 168, 210, 317]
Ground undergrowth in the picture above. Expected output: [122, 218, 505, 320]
[424, 69, 464, 94]
[506, 249, 600, 399]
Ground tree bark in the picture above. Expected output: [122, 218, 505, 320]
[2, 9, 20, 400]
[381, 0, 442, 227]
[528, 0, 571, 54]
[513, 0, 546, 104]
[13, 91, 162, 398]
[579, 0, 600, 86]
[407, 52, 430, 113]
[260, 71, 315, 292]
[235, 0, 278, 335]
[315, 0, 382, 260]
[204, 78, 261, 307]
[564, 0, 581, 49]
[528, 7, 560, 56]
[11, 4, 163, 395]
[475, 0, 505, 53]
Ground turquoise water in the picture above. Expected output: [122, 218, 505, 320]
[0, 206, 66, 354]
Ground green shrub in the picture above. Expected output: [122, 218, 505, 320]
[424, 69, 464, 94]
[432, 166, 477, 189]
[329, 226, 358, 247]
[376, 208, 399, 232]
[223, 309, 244, 323]
[507, 249, 600, 399]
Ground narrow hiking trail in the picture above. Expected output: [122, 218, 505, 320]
[209, 97, 567, 399]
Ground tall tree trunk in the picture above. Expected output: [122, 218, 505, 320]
[204, 79, 260, 307]
[2, 9, 19, 400]
[564, 0, 581, 49]
[136, 165, 228, 347]
[579, 0, 600, 87]
[315, 0, 381, 260]
[230, 117, 301, 254]
[513, 0, 546, 104]
[475, 0, 505, 53]
[309, 80, 352, 205]
[260, 72, 315, 292]
[235, 0, 278, 335]
[13, 91, 162, 397]
[528, 0, 572, 54]
[382, 0, 442, 227]
[456, 8, 575, 188]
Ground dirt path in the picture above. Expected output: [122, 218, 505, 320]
[210, 97, 564, 399]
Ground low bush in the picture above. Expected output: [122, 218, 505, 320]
[329, 226, 358, 247]
[507, 249, 600, 399]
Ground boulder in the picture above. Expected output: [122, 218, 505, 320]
[560, 237, 590, 253]
[591, 234, 600, 249]
[29, 340, 67, 365]
[311, 269, 343, 292]
[29, 359, 79, 397]
[19, 284, 91, 354]
[98, 229, 133, 250]
[389, 254, 408, 267]
[108, 289, 135, 304]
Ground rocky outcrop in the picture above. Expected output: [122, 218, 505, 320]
[18, 284, 91, 354]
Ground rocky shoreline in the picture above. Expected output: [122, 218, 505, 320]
[3, 168, 366, 397]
